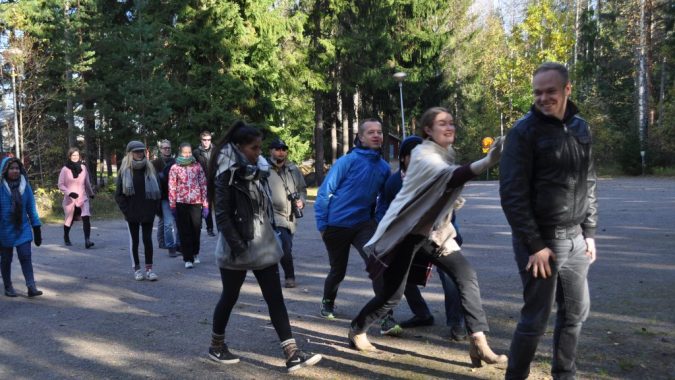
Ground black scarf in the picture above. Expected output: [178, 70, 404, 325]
[7, 178, 23, 228]
[66, 160, 83, 178]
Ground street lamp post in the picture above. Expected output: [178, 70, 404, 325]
[4, 47, 23, 159]
[393, 72, 407, 139]
[10, 65, 20, 159]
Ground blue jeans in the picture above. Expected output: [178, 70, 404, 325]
[506, 233, 591, 380]
[161, 200, 179, 249]
[1, 242, 36, 289]
[403, 266, 465, 327]
[276, 227, 295, 279]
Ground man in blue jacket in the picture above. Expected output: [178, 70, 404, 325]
[315, 118, 401, 335]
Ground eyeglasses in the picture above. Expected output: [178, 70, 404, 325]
[273, 147, 288, 151]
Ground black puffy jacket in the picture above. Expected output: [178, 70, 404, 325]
[499, 100, 598, 254]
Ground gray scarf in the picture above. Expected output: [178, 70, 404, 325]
[121, 158, 161, 199]
[7, 178, 23, 228]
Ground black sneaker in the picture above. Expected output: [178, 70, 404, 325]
[399, 315, 434, 328]
[286, 350, 322, 373]
[320, 300, 335, 319]
[380, 314, 403, 336]
[208, 344, 240, 364]
[207, 230, 216, 237]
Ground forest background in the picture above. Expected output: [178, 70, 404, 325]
[0, 0, 673, 191]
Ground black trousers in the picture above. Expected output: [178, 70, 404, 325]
[205, 207, 214, 232]
[127, 221, 153, 269]
[352, 234, 490, 334]
[176, 203, 202, 262]
[212, 265, 293, 342]
[321, 220, 384, 302]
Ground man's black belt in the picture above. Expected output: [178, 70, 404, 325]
[539, 225, 582, 240]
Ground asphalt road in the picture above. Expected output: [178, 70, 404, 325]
[1, 177, 674, 379]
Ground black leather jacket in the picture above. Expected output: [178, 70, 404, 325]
[215, 169, 256, 254]
[499, 100, 598, 254]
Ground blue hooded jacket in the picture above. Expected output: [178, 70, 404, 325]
[0, 157, 41, 248]
[314, 148, 390, 231]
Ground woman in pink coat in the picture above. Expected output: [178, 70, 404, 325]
[58, 148, 95, 248]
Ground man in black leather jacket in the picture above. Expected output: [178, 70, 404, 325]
[194, 131, 215, 236]
[500, 62, 598, 380]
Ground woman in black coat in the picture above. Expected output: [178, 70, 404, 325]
[115, 140, 161, 282]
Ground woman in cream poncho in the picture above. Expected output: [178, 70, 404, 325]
[349, 107, 507, 368]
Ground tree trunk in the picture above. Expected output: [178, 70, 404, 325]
[657, 56, 666, 129]
[314, 92, 325, 186]
[351, 89, 360, 145]
[65, 2, 76, 148]
[574, 0, 580, 66]
[382, 113, 390, 162]
[339, 87, 350, 156]
[83, 99, 97, 184]
[637, 0, 649, 172]
[330, 110, 337, 164]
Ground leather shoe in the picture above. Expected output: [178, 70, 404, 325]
[399, 315, 434, 328]
[27, 286, 43, 297]
[450, 324, 468, 341]
[4, 286, 17, 297]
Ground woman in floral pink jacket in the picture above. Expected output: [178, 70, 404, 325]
[58, 148, 95, 248]
[169, 143, 208, 269]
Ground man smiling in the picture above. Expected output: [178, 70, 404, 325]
[500, 62, 598, 380]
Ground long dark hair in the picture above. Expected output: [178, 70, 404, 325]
[206, 121, 263, 205]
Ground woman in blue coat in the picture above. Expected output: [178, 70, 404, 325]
[0, 157, 43, 297]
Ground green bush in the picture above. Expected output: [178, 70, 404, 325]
[33, 187, 121, 223]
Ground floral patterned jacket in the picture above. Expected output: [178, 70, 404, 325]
[168, 162, 208, 209]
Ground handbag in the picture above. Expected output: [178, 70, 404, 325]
[216, 218, 284, 270]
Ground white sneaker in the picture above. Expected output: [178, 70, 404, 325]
[193, 256, 201, 264]
[134, 269, 145, 281]
[145, 269, 158, 281]
[185, 262, 194, 269]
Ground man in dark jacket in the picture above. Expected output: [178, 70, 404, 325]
[152, 139, 179, 256]
[194, 131, 215, 236]
[499, 62, 598, 380]
[267, 138, 307, 288]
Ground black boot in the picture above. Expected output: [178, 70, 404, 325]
[64, 225, 72, 246]
[83, 217, 94, 248]
[27, 286, 43, 297]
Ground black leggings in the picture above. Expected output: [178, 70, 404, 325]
[352, 234, 490, 334]
[212, 265, 293, 342]
[127, 222, 153, 269]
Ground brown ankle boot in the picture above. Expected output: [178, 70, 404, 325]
[469, 334, 507, 367]
[348, 328, 378, 352]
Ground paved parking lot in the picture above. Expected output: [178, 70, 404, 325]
[1, 177, 674, 379]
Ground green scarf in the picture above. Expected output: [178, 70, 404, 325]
[176, 156, 196, 166]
